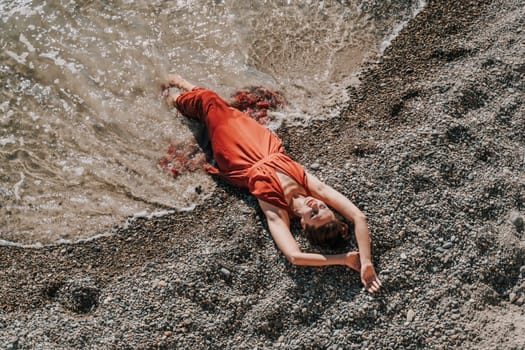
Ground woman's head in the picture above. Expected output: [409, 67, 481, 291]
[303, 219, 350, 249]
[294, 196, 350, 249]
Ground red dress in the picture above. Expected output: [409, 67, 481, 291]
[176, 88, 310, 216]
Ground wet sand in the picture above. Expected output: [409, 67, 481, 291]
[1, 0, 525, 348]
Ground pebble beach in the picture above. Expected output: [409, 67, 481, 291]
[1, 0, 524, 348]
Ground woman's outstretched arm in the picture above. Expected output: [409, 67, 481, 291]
[306, 172, 382, 293]
[258, 199, 361, 271]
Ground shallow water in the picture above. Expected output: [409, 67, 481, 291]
[0, 0, 425, 245]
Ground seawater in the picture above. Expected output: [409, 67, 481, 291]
[0, 0, 425, 245]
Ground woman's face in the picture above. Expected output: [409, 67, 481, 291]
[297, 196, 335, 229]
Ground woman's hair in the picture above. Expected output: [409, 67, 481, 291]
[303, 219, 350, 249]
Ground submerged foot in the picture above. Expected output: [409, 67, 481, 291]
[164, 92, 178, 109]
[162, 74, 195, 92]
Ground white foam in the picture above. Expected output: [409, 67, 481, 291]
[0, 135, 16, 146]
[0, 232, 115, 248]
[5, 50, 27, 64]
[19, 33, 35, 52]
[13, 172, 25, 201]
[379, 0, 427, 55]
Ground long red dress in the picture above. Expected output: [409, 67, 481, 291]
[176, 88, 311, 216]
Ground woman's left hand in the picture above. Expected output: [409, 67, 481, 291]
[361, 262, 382, 293]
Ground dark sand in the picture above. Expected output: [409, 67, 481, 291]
[1, 0, 524, 348]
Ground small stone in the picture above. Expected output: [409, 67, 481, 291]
[510, 212, 524, 229]
[220, 267, 231, 280]
[240, 207, 252, 214]
[400, 253, 407, 260]
[442, 242, 454, 249]
[164, 331, 173, 337]
[407, 309, 415, 322]
[509, 292, 518, 303]
[6, 338, 19, 350]
[310, 162, 320, 170]
[516, 296, 525, 306]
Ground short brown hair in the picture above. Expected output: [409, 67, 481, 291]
[303, 219, 350, 249]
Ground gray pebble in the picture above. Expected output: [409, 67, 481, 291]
[510, 212, 523, 229]
[442, 242, 454, 249]
[220, 267, 231, 280]
[509, 292, 518, 303]
[407, 309, 415, 322]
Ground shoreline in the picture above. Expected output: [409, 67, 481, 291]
[0, 0, 427, 249]
[2, 0, 525, 349]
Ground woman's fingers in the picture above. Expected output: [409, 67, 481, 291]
[366, 280, 381, 293]
[361, 264, 382, 293]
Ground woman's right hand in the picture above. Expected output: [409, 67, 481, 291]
[345, 252, 361, 272]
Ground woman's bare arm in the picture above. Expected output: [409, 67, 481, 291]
[258, 199, 360, 271]
[306, 172, 382, 292]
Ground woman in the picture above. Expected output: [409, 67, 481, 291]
[163, 74, 381, 293]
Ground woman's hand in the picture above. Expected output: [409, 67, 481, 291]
[361, 262, 382, 293]
[345, 252, 361, 272]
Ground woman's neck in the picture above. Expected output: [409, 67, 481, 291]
[290, 193, 307, 216]
[275, 170, 307, 215]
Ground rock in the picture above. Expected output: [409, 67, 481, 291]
[510, 212, 523, 230]
[509, 292, 518, 303]
[220, 267, 231, 280]
[407, 309, 416, 322]
[442, 242, 454, 249]
[156, 280, 167, 289]
[310, 162, 320, 170]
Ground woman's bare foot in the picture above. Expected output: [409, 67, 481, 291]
[164, 92, 178, 109]
[162, 74, 196, 92]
